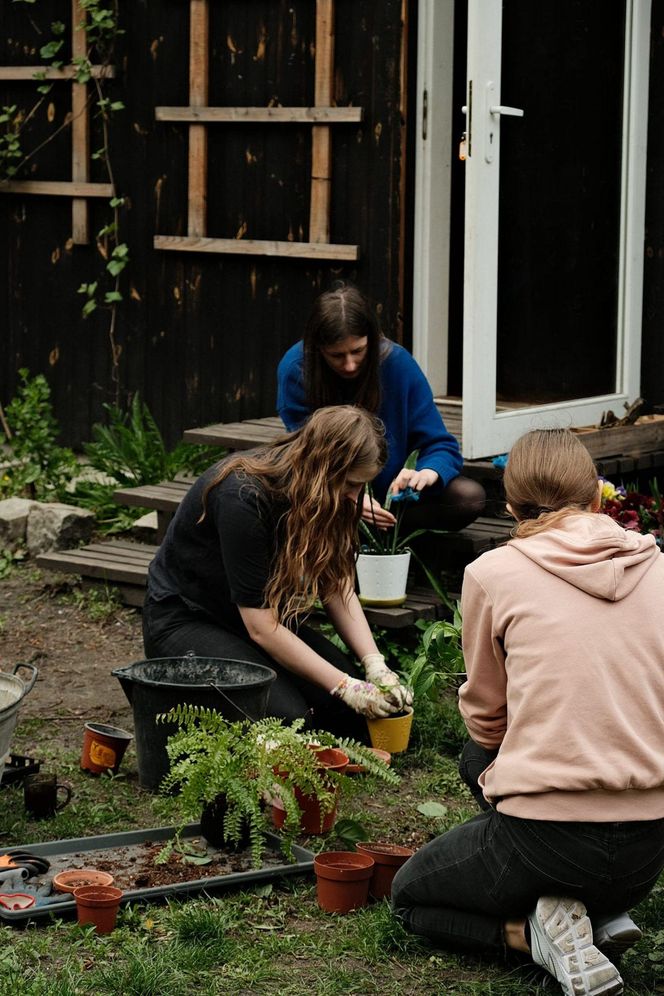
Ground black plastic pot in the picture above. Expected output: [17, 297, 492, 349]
[199, 794, 252, 851]
[111, 657, 276, 791]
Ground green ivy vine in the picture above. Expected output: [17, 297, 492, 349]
[1, 1, 128, 397]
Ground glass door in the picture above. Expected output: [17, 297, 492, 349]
[461, 0, 651, 458]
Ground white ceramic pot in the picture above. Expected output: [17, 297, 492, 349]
[356, 551, 411, 606]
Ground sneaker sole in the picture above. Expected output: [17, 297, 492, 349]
[531, 897, 624, 996]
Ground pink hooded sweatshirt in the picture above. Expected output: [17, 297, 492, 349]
[459, 513, 664, 821]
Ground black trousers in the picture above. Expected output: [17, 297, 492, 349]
[142, 595, 369, 742]
[399, 475, 486, 533]
[391, 739, 664, 953]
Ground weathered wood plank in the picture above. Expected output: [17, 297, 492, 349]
[0, 181, 113, 197]
[188, 0, 209, 237]
[571, 415, 664, 459]
[71, 0, 90, 244]
[113, 481, 193, 510]
[310, 0, 335, 243]
[154, 235, 359, 260]
[183, 418, 285, 447]
[156, 106, 362, 123]
[0, 65, 115, 80]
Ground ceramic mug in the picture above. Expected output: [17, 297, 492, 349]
[24, 773, 72, 819]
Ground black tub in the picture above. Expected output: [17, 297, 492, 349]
[112, 657, 276, 791]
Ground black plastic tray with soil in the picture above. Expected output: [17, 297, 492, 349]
[0, 823, 315, 926]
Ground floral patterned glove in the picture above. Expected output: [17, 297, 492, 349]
[361, 653, 413, 710]
[331, 677, 400, 719]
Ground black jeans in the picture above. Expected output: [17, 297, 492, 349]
[392, 740, 664, 953]
[142, 595, 369, 742]
[400, 475, 486, 533]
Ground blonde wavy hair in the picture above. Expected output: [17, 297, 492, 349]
[504, 428, 599, 538]
[202, 405, 386, 625]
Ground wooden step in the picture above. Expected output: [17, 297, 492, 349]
[113, 476, 195, 540]
[35, 541, 449, 627]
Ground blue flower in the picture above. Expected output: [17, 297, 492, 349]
[388, 486, 421, 504]
[492, 454, 509, 469]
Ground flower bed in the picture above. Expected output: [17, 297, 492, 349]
[600, 478, 663, 548]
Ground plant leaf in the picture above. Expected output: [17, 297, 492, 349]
[417, 801, 448, 819]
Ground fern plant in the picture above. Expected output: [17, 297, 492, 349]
[159, 709, 399, 868]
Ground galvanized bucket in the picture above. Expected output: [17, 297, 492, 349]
[0, 664, 38, 782]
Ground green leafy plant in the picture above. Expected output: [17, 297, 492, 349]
[358, 451, 429, 555]
[70, 394, 221, 532]
[405, 602, 465, 702]
[158, 710, 399, 868]
[1, 369, 77, 500]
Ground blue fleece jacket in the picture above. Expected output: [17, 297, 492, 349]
[277, 340, 463, 503]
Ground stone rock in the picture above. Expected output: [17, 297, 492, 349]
[26, 502, 95, 556]
[0, 497, 39, 551]
[130, 510, 159, 543]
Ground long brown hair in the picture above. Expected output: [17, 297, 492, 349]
[202, 406, 387, 625]
[303, 283, 383, 413]
[504, 428, 599, 538]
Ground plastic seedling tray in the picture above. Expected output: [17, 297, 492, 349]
[0, 823, 314, 926]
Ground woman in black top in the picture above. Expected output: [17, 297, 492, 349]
[143, 405, 412, 740]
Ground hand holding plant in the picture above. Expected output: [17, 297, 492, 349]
[361, 653, 413, 710]
[330, 676, 400, 718]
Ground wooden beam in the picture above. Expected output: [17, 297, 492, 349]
[188, 0, 209, 237]
[155, 106, 362, 123]
[309, 0, 335, 244]
[0, 180, 113, 197]
[154, 234, 359, 261]
[71, 0, 90, 243]
[0, 65, 115, 81]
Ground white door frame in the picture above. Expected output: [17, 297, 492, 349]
[412, 0, 455, 396]
[412, 0, 652, 458]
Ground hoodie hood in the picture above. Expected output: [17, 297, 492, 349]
[509, 513, 660, 601]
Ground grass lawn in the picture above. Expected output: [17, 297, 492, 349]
[0, 570, 662, 995]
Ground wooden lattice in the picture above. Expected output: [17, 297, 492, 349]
[153, 0, 361, 261]
[0, 0, 115, 244]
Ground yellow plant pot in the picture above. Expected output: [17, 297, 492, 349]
[366, 707, 413, 754]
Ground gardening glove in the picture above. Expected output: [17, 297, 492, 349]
[331, 677, 400, 719]
[360, 653, 413, 711]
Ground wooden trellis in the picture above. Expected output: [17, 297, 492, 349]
[154, 0, 361, 261]
[0, 0, 115, 244]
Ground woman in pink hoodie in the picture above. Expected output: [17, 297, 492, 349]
[392, 428, 664, 996]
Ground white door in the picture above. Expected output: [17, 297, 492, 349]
[461, 0, 652, 458]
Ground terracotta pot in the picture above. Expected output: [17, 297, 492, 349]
[271, 745, 348, 833]
[53, 869, 114, 894]
[366, 706, 413, 754]
[80, 723, 132, 775]
[314, 851, 375, 913]
[356, 841, 415, 900]
[73, 885, 123, 934]
[345, 747, 392, 776]
[271, 793, 338, 835]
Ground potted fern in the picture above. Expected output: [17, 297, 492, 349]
[158, 709, 398, 868]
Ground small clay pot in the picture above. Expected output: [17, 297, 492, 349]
[366, 706, 413, 754]
[345, 747, 392, 775]
[356, 841, 415, 900]
[53, 869, 115, 894]
[73, 885, 123, 934]
[307, 745, 349, 773]
[314, 851, 375, 913]
[271, 793, 338, 835]
[80, 723, 132, 775]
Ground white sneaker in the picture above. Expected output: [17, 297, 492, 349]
[528, 896, 624, 996]
[593, 913, 642, 955]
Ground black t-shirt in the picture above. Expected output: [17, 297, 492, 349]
[147, 463, 285, 634]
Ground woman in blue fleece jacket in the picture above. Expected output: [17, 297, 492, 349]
[277, 283, 485, 531]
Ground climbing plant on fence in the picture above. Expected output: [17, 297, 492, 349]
[0, 0, 128, 396]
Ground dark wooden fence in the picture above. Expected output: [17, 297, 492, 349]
[1, 0, 405, 446]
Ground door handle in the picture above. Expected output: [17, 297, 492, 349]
[484, 82, 523, 163]
[489, 104, 524, 117]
